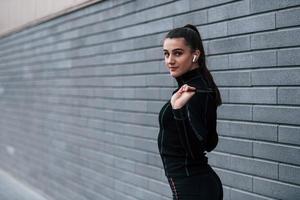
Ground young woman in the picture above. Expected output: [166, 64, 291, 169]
[157, 24, 223, 199]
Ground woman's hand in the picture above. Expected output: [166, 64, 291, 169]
[171, 84, 196, 109]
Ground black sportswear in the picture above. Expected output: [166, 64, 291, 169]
[157, 68, 218, 177]
[157, 68, 223, 199]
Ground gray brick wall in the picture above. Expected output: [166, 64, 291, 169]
[0, 0, 299, 199]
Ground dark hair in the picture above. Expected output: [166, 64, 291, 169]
[164, 24, 222, 107]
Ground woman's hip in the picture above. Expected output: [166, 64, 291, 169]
[167, 167, 223, 200]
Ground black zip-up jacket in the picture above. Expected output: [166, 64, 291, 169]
[157, 68, 218, 178]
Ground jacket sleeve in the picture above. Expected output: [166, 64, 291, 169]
[171, 91, 215, 158]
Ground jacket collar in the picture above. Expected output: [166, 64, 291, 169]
[175, 68, 202, 87]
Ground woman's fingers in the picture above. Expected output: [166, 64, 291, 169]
[171, 84, 197, 109]
[181, 84, 196, 92]
[176, 84, 196, 97]
[178, 86, 184, 94]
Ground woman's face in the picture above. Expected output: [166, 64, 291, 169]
[163, 37, 199, 78]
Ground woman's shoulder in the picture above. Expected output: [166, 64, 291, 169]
[186, 75, 209, 89]
[188, 76, 216, 102]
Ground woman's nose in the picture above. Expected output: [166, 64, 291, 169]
[167, 55, 175, 64]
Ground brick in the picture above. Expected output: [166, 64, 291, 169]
[210, 155, 276, 187]
[229, 87, 277, 104]
[250, 0, 279, 13]
[279, 125, 300, 145]
[107, 99, 148, 112]
[230, 155, 278, 179]
[93, 88, 135, 99]
[213, 70, 251, 86]
[135, 162, 162, 180]
[208, 152, 231, 169]
[123, 33, 165, 52]
[208, 35, 250, 54]
[148, 179, 171, 197]
[116, 171, 149, 192]
[134, 137, 158, 153]
[277, 7, 300, 28]
[228, 52, 252, 69]
[80, 148, 115, 166]
[189, 0, 237, 10]
[207, 0, 250, 22]
[159, 88, 174, 100]
[253, 105, 300, 125]
[103, 120, 158, 140]
[114, 133, 135, 149]
[71, 47, 160, 66]
[85, 18, 173, 46]
[223, 186, 231, 200]
[231, 188, 275, 200]
[215, 136, 253, 156]
[250, 0, 300, 13]
[158, 60, 168, 73]
[252, 50, 277, 67]
[134, 0, 174, 11]
[137, 0, 190, 22]
[215, 168, 253, 192]
[147, 101, 166, 113]
[60, 1, 137, 34]
[279, 163, 300, 185]
[135, 88, 160, 100]
[114, 157, 136, 173]
[228, 13, 275, 35]
[65, 0, 128, 26]
[121, 18, 174, 39]
[122, 75, 148, 87]
[173, 10, 207, 27]
[113, 145, 149, 163]
[218, 120, 277, 142]
[203, 41, 208, 54]
[207, 55, 229, 70]
[251, 29, 300, 49]
[113, 180, 141, 199]
[278, 48, 300, 66]
[147, 153, 164, 168]
[253, 141, 300, 165]
[189, 0, 236, 10]
[218, 104, 252, 121]
[201, 21, 227, 39]
[278, 87, 300, 105]
[146, 74, 174, 87]
[115, 111, 157, 127]
[252, 68, 300, 86]
[253, 177, 300, 200]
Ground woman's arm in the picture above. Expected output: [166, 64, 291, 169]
[172, 92, 210, 158]
[171, 84, 216, 158]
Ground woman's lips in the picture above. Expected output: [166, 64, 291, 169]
[169, 67, 178, 71]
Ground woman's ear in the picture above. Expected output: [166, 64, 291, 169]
[195, 49, 201, 57]
[192, 50, 201, 62]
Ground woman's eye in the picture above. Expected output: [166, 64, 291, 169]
[174, 52, 182, 56]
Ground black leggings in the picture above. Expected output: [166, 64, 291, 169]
[167, 166, 223, 200]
